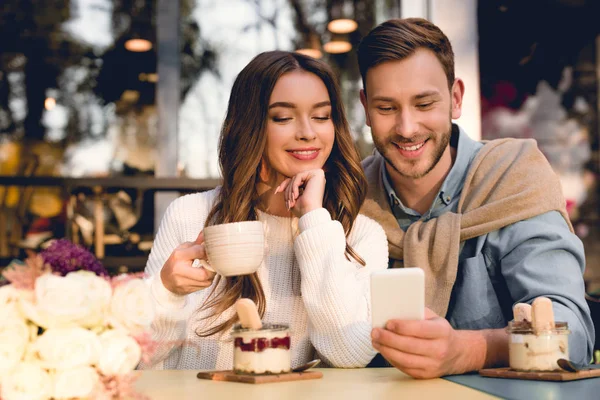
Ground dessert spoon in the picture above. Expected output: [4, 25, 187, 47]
[292, 359, 321, 372]
[557, 358, 600, 372]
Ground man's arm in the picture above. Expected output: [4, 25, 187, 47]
[489, 210, 594, 364]
[371, 210, 594, 378]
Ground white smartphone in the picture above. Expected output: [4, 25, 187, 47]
[370, 268, 425, 328]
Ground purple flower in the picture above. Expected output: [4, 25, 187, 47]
[41, 239, 109, 277]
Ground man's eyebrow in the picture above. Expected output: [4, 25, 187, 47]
[268, 101, 331, 109]
[413, 90, 440, 100]
[371, 96, 395, 102]
[371, 91, 441, 102]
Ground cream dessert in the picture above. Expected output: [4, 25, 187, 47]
[507, 321, 569, 371]
[507, 298, 570, 372]
[232, 323, 291, 375]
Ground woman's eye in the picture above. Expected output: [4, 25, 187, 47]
[272, 117, 291, 122]
[313, 116, 331, 121]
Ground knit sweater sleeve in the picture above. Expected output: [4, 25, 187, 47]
[294, 208, 388, 367]
[141, 191, 215, 369]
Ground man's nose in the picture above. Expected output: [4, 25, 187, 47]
[395, 109, 419, 138]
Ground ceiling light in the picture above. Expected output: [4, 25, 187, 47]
[323, 40, 352, 54]
[44, 97, 56, 111]
[327, 19, 357, 34]
[125, 38, 152, 52]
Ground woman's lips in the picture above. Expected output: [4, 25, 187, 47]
[287, 149, 319, 160]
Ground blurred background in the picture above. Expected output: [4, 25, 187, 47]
[0, 0, 599, 302]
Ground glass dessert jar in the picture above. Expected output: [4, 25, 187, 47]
[506, 320, 570, 371]
[231, 323, 291, 375]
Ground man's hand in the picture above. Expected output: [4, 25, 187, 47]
[371, 308, 507, 379]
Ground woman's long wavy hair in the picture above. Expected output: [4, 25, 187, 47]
[196, 50, 367, 337]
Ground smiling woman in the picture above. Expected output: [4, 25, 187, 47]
[141, 50, 389, 372]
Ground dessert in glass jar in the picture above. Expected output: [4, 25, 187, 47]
[507, 320, 570, 372]
[231, 323, 291, 375]
[507, 297, 569, 372]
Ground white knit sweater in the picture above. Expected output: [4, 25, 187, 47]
[141, 188, 388, 370]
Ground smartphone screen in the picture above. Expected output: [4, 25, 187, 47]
[370, 268, 425, 328]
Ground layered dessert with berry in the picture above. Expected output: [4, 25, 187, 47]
[231, 323, 291, 375]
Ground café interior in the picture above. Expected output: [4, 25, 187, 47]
[1, 0, 600, 397]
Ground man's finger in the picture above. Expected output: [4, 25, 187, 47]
[373, 342, 435, 371]
[424, 307, 438, 319]
[372, 328, 434, 357]
[385, 319, 445, 339]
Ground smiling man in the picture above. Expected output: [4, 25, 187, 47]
[358, 18, 594, 378]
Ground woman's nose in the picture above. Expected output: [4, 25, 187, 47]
[296, 118, 317, 141]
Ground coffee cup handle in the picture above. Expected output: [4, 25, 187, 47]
[191, 258, 216, 273]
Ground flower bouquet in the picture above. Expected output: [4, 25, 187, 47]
[0, 240, 156, 400]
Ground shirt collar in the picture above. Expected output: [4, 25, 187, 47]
[381, 123, 482, 216]
[438, 124, 482, 206]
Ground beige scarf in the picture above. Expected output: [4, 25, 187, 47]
[360, 138, 572, 317]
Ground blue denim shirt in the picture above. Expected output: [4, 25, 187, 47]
[381, 124, 595, 364]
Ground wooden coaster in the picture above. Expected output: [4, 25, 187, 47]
[479, 367, 600, 381]
[197, 370, 323, 384]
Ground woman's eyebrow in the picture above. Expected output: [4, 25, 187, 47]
[268, 101, 295, 109]
[268, 101, 331, 109]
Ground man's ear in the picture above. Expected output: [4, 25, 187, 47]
[360, 89, 371, 127]
[451, 78, 465, 120]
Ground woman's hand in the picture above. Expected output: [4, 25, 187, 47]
[160, 231, 216, 295]
[276, 169, 326, 218]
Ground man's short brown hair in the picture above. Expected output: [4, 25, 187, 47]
[357, 18, 455, 92]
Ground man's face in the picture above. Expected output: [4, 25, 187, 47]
[360, 49, 464, 181]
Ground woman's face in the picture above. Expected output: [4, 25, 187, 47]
[263, 70, 335, 183]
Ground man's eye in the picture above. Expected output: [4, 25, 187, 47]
[377, 106, 393, 112]
[416, 103, 433, 109]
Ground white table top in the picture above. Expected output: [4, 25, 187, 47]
[135, 368, 498, 399]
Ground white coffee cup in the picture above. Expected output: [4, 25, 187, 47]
[193, 220, 265, 277]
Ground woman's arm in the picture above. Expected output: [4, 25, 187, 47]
[294, 210, 388, 367]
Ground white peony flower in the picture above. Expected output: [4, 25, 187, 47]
[0, 318, 30, 382]
[0, 362, 53, 400]
[34, 327, 101, 370]
[53, 366, 99, 400]
[0, 284, 28, 321]
[108, 278, 154, 334]
[19, 273, 95, 329]
[64, 270, 113, 329]
[97, 329, 142, 376]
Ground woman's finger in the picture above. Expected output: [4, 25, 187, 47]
[180, 264, 216, 283]
[275, 178, 291, 194]
[284, 175, 295, 208]
[173, 244, 206, 261]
